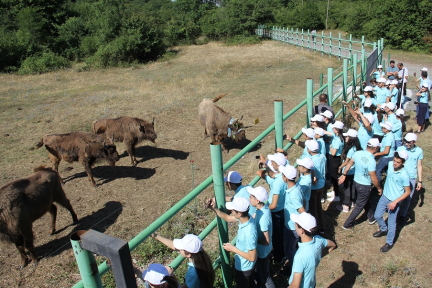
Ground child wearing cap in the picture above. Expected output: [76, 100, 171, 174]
[247, 186, 275, 288]
[370, 65, 385, 80]
[397, 133, 423, 225]
[279, 164, 305, 276]
[313, 128, 326, 155]
[134, 263, 181, 288]
[389, 80, 399, 105]
[383, 102, 397, 127]
[373, 151, 411, 252]
[150, 233, 215, 288]
[374, 121, 396, 184]
[256, 152, 287, 264]
[337, 129, 362, 213]
[372, 106, 385, 142]
[415, 84, 430, 133]
[210, 197, 257, 288]
[296, 157, 314, 212]
[339, 139, 383, 229]
[285, 128, 315, 160]
[392, 109, 406, 149]
[376, 78, 391, 105]
[310, 114, 326, 130]
[288, 213, 336, 288]
[342, 101, 374, 151]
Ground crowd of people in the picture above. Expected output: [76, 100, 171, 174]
[133, 62, 429, 288]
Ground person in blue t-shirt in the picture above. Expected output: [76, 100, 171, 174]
[393, 109, 406, 149]
[338, 138, 383, 229]
[383, 102, 397, 126]
[386, 60, 399, 80]
[288, 213, 336, 288]
[134, 263, 181, 288]
[373, 151, 411, 252]
[389, 80, 400, 104]
[337, 129, 362, 213]
[342, 100, 374, 151]
[296, 157, 313, 212]
[313, 127, 327, 155]
[375, 78, 391, 105]
[370, 65, 385, 80]
[374, 121, 396, 184]
[416, 83, 430, 133]
[150, 233, 215, 288]
[285, 128, 316, 159]
[210, 197, 257, 288]
[247, 186, 275, 288]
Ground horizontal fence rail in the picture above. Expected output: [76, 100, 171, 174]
[73, 29, 375, 288]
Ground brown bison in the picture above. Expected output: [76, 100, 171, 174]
[92, 116, 157, 166]
[31, 132, 120, 187]
[199, 94, 246, 152]
[0, 166, 78, 268]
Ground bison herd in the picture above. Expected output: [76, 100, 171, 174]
[0, 95, 246, 268]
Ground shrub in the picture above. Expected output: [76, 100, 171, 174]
[225, 35, 261, 46]
[18, 51, 71, 74]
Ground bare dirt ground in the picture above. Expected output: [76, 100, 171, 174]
[0, 41, 431, 288]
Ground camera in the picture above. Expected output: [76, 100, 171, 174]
[414, 101, 418, 105]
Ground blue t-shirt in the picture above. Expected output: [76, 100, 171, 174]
[390, 87, 399, 104]
[329, 135, 344, 156]
[298, 173, 312, 211]
[372, 113, 384, 136]
[301, 146, 312, 159]
[358, 121, 373, 151]
[310, 153, 326, 190]
[352, 150, 376, 185]
[266, 173, 287, 212]
[380, 132, 395, 158]
[235, 217, 257, 271]
[397, 145, 423, 179]
[317, 137, 326, 155]
[419, 91, 429, 104]
[383, 162, 410, 201]
[392, 120, 403, 141]
[284, 184, 304, 230]
[419, 77, 432, 92]
[288, 236, 328, 288]
[376, 87, 390, 104]
[359, 95, 378, 113]
[324, 124, 333, 154]
[233, 185, 256, 216]
[255, 205, 273, 259]
[185, 263, 200, 288]
[383, 113, 397, 126]
[387, 66, 398, 80]
[342, 147, 356, 175]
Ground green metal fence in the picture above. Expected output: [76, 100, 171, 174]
[72, 32, 373, 288]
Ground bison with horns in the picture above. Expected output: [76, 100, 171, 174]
[30, 132, 120, 187]
[92, 116, 157, 166]
[0, 166, 78, 268]
[199, 94, 246, 152]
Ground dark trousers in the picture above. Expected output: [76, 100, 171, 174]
[328, 155, 341, 197]
[343, 182, 375, 228]
[255, 255, 275, 288]
[283, 226, 299, 277]
[271, 210, 285, 262]
[235, 267, 256, 288]
[310, 187, 325, 231]
[340, 174, 355, 206]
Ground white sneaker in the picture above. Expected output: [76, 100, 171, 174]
[327, 191, 335, 197]
[336, 204, 350, 213]
[351, 202, 356, 209]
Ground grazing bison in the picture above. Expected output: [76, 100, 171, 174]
[31, 132, 120, 187]
[0, 166, 78, 268]
[92, 116, 157, 166]
[199, 94, 246, 152]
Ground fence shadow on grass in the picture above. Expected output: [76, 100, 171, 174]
[35, 200, 123, 259]
[328, 260, 362, 288]
[134, 146, 190, 162]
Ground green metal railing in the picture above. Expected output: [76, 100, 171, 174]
[72, 31, 372, 288]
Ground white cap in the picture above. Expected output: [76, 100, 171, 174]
[386, 102, 395, 110]
[173, 234, 203, 253]
[305, 139, 319, 152]
[332, 121, 344, 130]
[246, 186, 268, 203]
[364, 98, 373, 108]
[377, 78, 386, 83]
[364, 113, 375, 124]
[420, 67, 428, 72]
[268, 152, 287, 167]
[364, 86, 373, 92]
[224, 171, 242, 184]
[422, 83, 429, 89]
[396, 150, 409, 161]
[378, 65, 383, 69]
[367, 138, 381, 148]
[343, 128, 358, 138]
[404, 133, 417, 142]
[380, 103, 387, 110]
[142, 264, 169, 285]
[266, 160, 277, 173]
[310, 114, 324, 122]
[314, 127, 324, 136]
[320, 110, 333, 119]
[290, 212, 317, 232]
[279, 165, 297, 180]
[391, 79, 398, 85]
[380, 121, 393, 131]
[386, 80, 391, 86]
[301, 128, 316, 139]
[226, 196, 250, 212]
[296, 157, 314, 169]
[395, 109, 405, 116]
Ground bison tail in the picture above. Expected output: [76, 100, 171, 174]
[29, 139, 44, 151]
[212, 93, 228, 103]
[91, 120, 97, 133]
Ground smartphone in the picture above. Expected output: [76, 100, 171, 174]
[255, 155, 261, 159]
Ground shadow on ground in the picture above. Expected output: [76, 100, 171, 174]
[135, 146, 190, 162]
[328, 260, 362, 288]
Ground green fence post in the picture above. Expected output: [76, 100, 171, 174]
[71, 232, 104, 288]
[291, 28, 294, 44]
[373, 42, 376, 51]
[361, 36, 365, 54]
[320, 73, 323, 87]
[349, 34, 352, 59]
[338, 33, 342, 60]
[377, 39, 381, 64]
[296, 28, 299, 46]
[329, 32, 332, 58]
[321, 31, 324, 56]
[301, 29, 304, 48]
[274, 100, 284, 149]
[352, 53, 358, 96]
[307, 79, 314, 128]
[388, 53, 391, 67]
[328, 68, 333, 106]
[361, 47, 366, 81]
[382, 60, 386, 73]
[210, 143, 232, 288]
[343, 59, 348, 119]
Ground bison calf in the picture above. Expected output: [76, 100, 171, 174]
[199, 94, 246, 152]
[31, 132, 120, 187]
[92, 116, 157, 166]
[0, 166, 78, 268]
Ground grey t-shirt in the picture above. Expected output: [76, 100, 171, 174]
[313, 103, 334, 117]
[387, 66, 398, 80]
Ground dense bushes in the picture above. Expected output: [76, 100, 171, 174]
[18, 52, 71, 74]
